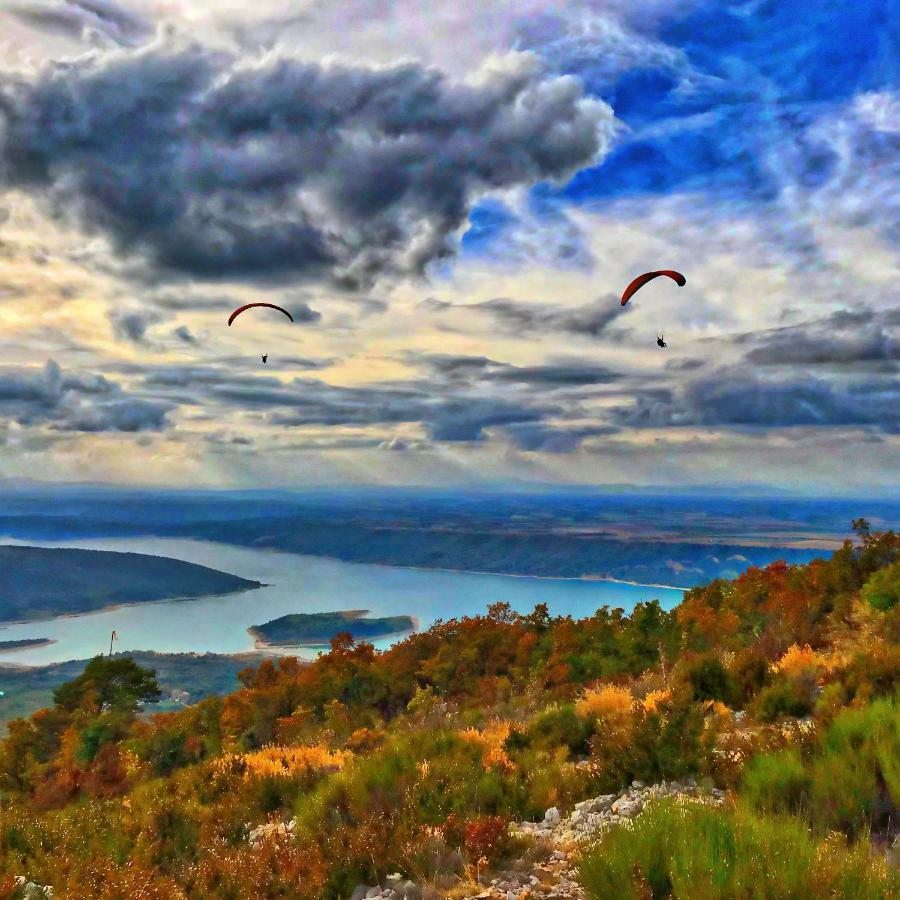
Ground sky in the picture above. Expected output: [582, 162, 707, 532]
[0, 0, 897, 492]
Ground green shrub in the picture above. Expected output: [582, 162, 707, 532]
[625, 701, 705, 784]
[742, 750, 811, 815]
[685, 657, 734, 704]
[809, 695, 900, 836]
[526, 704, 594, 755]
[742, 695, 899, 839]
[753, 676, 815, 722]
[579, 799, 898, 900]
[730, 650, 771, 706]
[141, 729, 190, 776]
[838, 645, 900, 703]
[861, 562, 900, 611]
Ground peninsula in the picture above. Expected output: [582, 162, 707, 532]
[0, 545, 262, 623]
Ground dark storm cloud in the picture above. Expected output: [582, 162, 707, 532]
[426, 400, 547, 442]
[502, 421, 620, 452]
[286, 302, 322, 324]
[0, 42, 610, 286]
[150, 293, 238, 312]
[0, 360, 172, 432]
[109, 307, 164, 344]
[7, 1, 151, 46]
[742, 310, 899, 369]
[488, 363, 619, 387]
[431, 295, 624, 337]
[58, 398, 170, 432]
[613, 367, 900, 432]
[410, 353, 621, 388]
[665, 358, 706, 372]
[172, 325, 199, 345]
[412, 354, 497, 381]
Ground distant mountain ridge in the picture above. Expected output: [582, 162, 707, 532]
[0, 546, 261, 623]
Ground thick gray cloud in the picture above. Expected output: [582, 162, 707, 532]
[0, 360, 171, 432]
[431, 295, 624, 337]
[742, 309, 899, 370]
[412, 353, 620, 388]
[502, 421, 619, 452]
[6, 1, 151, 45]
[0, 42, 612, 286]
[426, 399, 546, 442]
[613, 367, 900, 433]
[139, 364, 556, 442]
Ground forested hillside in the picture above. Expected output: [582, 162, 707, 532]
[0, 522, 896, 898]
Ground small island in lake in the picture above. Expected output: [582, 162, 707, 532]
[0, 546, 263, 623]
[0, 638, 55, 652]
[249, 610, 416, 648]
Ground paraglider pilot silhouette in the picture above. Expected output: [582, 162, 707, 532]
[227, 303, 294, 364]
[657, 334, 667, 348]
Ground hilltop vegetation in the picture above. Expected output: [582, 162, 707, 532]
[0, 546, 261, 622]
[0, 522, 896, 898]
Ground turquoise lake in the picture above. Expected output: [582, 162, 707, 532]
[0, 537, 684, 665]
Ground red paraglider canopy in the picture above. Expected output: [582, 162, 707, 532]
[227, 303, 295, 326]
[620, 270, 686, 306]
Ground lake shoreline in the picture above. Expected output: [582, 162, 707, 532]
[0, 584, 269, 629]
[0, 648, 298, 672]
[360, 558, 686, 593]
[187, 539, 687, 593]
[0, 537, 685, 667]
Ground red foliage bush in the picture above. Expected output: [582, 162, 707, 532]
[462, 815, 511, 861]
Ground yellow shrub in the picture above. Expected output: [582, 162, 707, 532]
[458, 720, 515, 772]
[641, 689, 673, 714]
[212, 744, 350, 781]
[575, 684, 634, 723]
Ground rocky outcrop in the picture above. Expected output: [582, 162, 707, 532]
[247, 818, 295, 847]
[13, 877, 53, 899]
[464, 778, 726, 900]
[349, 873, 422, 900]
[511, 777, 724, 848]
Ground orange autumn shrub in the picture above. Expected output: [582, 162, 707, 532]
[346, 727, 384, 754]
[575, 684, 634, 725]
[772, 644, 826, 676]
[212, 743, 350, 781]
[458, 720, 515, 771]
